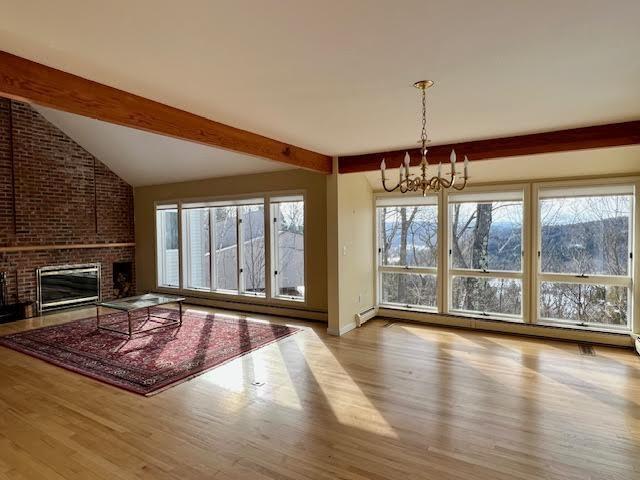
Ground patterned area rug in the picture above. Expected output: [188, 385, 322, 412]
[0, 309, 299, 396]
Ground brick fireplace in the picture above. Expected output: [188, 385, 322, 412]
[0, 99, 135, 309]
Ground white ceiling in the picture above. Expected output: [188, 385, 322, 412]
[1, 0, 638, 158]
[35, 106, 289, 187]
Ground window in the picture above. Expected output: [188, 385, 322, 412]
[156, 193, 305, 304]
[272, 196, 305, 300]
[448, 191, 524, 319]
[156, 205, 179, 288]
[213, 206, 238, 291]
[375, 180, 636, 334]
[537, 185, 633, 329]
[377, 196, 438, 310]
[240, 203, 266, 296]
[183, 208, 210, 290]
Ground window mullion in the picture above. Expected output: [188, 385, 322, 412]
[264, 196, 272, 301]
[209, 208, 216, 291]
[439, 188, 447, 314]
[236, 206, 244, 294]
[177, 202, 184, 290]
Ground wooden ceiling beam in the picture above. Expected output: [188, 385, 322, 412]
[0, 51, 332, 173]
[338, 121, 640, 173]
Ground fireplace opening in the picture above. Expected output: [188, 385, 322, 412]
[37, 264, 101, 312]
[113, 261, 134, 298]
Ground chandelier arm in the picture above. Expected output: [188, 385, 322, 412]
[378, 80, 468, 194]
[452, 176, 468, 191]
[381, 175, 401, 192]
[438, 175, 452, 188]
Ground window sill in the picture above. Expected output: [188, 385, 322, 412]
[537, 319, 630, 335]
[156, 286, 308, 308]
[448, 309, 524, 324]
[379, 303, 437, 313]
[377, 306, 631, 338]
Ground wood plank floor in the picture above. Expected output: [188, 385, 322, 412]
[1, 305, 639, 479]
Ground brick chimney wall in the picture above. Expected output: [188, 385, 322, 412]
[0, 98, 135, 304]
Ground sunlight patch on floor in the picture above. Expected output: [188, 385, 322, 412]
[302, 332, 399, 439]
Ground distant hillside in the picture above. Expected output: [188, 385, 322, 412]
[383, 215, 629, 274]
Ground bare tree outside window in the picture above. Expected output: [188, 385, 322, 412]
[381, 272, 437, 307]
[449, 200, 523, 316]
[241, 204, 265, 295]
[213, 206, 238, 291]
[378, 204, 438, 308]
[539, 194, 631, 326]
[274, 200, 304, 298]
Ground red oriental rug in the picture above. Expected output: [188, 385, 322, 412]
[0, 309, 299, 396]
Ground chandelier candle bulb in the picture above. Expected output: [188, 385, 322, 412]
[464, 155, 469, 178]
[404, 152, 410, 177]
[380, 159, 386, 176]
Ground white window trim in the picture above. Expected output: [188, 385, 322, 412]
[375, 193, 439, 312]
[154, 190, 307, 307]
[271, 194, 305, 302]
[532, 178, 638, 332]
[155, 203, 180, 289]
[444, 184, 530, 322]
[372, 177, 640, 336]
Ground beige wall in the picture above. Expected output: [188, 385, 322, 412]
[134, 168, 328, 316]
[327, 165, 375, 335]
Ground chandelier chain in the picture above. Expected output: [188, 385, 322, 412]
[420, 85, 428, 155]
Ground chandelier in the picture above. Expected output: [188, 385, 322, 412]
[381, 80, 468, 195]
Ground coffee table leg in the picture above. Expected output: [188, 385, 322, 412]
[128, 310, 133, 338]
[178, 301, 183, 326]
[96, 305, 100, 330]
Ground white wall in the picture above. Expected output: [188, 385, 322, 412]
[327, 160, 375, 335]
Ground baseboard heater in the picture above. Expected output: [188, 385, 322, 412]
[355, 306, 378, 327]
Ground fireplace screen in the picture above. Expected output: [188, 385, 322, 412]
[37, 264, 101, 312]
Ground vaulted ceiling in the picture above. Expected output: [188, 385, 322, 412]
[1, 0, 638, 179]
[0, 0, 640, 185]
[35, 106, 291, 187]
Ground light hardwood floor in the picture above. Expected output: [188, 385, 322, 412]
[1, 305, 639, 480]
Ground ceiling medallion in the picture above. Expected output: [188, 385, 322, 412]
[381, 80, 468, 195]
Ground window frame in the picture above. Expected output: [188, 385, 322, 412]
[155, 202, 180, 289]
[154, 191, 307, 306]
[444, 185, 530, 322]
[375, 193, 439, 312]
[182, 207, 211, 291]
[210, 204, 240, 294]
[238, 200, 267, 297]
[374, 176, 638, 337]
[270, 194, 306, 302]
[532, 178, 637, 332]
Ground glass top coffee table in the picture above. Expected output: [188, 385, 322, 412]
[96, 293, 185, 338]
